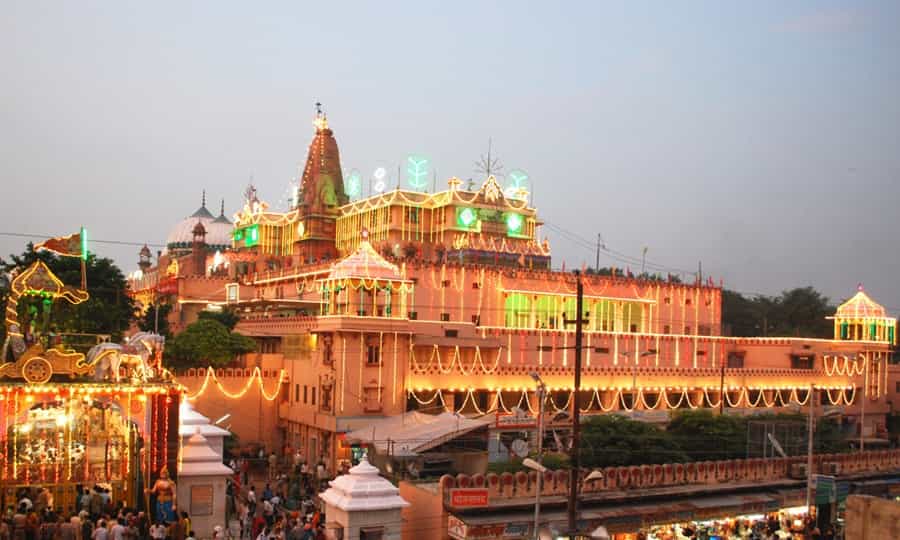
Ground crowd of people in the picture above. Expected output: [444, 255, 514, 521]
[643, 511, 839, 539]
[230, 447, 334, 540]
[1, 446, 338, 540]
[0, 486, 196, 540]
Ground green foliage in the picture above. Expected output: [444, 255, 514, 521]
[137, 303, 172, 338]
[722, 286, 834, 338]
[0, 243, 135, 343]
[198, 308, 240, 331]
[667, 410, 748, 461]
[166, 318, 256, 369]
[579, 415, 689, 468]
[488, 452, 570, 474]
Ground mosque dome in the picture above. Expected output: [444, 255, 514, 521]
[166, 194, 233, 254]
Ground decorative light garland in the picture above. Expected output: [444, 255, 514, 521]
[174, 367, 286, 401]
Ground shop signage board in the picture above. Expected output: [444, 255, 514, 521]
[502, 523, 530, 538]
[450, 488, 490, 508]
[448, 515, 467, 540]
[814, 474, 836, 505]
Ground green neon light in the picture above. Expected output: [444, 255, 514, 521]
[244, 224, 260, 247]
[406, 155, 429, 191]
[346, 170, 362, 198]
[457, 207, 477, 228]
[81, 227, 88, 261]
[233, 228, 244, 241]
[505, 212, 524, 234]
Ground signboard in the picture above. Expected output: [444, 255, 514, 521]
[450, 488, 489, 508]
[190, 484, 214, 516]
[814, 475, 836, 505]
[447, 515, 467, 540]
[502, 523, 530, 538]
[495, 409, 536, 429]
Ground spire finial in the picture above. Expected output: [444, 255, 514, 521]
[313, 102, 328, 131]
[202, 189, 206, 208]
[858, 282, 864, 292]
[220, 199, 225, 216]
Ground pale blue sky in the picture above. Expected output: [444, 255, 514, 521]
[2, 1, 899, 310]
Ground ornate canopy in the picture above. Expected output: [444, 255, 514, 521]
[834, 285, 889, 320]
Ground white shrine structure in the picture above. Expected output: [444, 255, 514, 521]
[321, 457, 409, 540]
[179, 401, 230, 459]
[177, 429, 234, 539]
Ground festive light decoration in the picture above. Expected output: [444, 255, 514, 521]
[174, 366, 286, 401]
[406, 155, 430, 190]
[504, 169, 530, 200]
[407, 384, 856, 416]
[456, 206, 478, 228]
[505, 212, 524, 235]
[346, 169, 362, 198]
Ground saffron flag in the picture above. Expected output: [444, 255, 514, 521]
[35, 230, 85, 259]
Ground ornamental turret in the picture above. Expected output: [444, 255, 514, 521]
[829, 284, 896, 344]
[138, 244, 152, 272]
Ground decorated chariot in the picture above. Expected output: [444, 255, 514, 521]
[1, 260, 164, 383]
[1, 253, 179, 514]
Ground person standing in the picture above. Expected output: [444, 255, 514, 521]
[246, 487, 256, 519]
[91, 521, 108, 540]
[268, 453, 277, 481]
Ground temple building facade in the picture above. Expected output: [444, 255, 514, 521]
[128, 112, 899, 472]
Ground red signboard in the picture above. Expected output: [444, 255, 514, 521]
[450, 488, 489, 508]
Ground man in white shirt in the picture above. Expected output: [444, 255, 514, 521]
[149, 522, 167, 540]
[110, 519, 125, 540]
[92, 521, 109, 540]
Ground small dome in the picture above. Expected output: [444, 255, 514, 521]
[166, 205, 233, 254]
[835, 285, 888, 319]
[328, 239, 401, 281]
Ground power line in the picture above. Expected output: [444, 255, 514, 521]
[0, 232, 164, 249]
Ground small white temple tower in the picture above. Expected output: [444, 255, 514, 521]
[320, 457, 409, 540]
[177, 429, 234, 539]
[180, 401, 231, 459]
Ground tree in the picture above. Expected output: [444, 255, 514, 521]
[0, 243, 135, 344]
[721, 287, 834, 338]
[137, 303, 173, 338]
[198, 308, 240, 331]
[165, 318, 256, 369]
[667, 410, 747, 461]
[770, 287, 833, 338]
[578, 415, 688, 468]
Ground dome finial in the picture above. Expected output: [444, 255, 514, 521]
[858, 282, 864, 292]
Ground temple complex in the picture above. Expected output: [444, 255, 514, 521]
[127, 111, 899, 475]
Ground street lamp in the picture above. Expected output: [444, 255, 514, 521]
[528, 372, 547, 540]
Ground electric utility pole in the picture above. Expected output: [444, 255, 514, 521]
[567, 271, 584, 535]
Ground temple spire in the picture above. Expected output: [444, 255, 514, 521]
[202, 189, 206, 208]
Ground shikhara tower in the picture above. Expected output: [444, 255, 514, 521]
[294, 111, 349, 262]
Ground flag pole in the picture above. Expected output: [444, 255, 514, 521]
[80, 226, 88, 289]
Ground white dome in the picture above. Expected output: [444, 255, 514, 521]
[166, 204, 233, 253]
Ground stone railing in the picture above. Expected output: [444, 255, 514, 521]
[440, 449, 900, 503]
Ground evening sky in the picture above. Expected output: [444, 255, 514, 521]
[1, 1, 898, 310]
